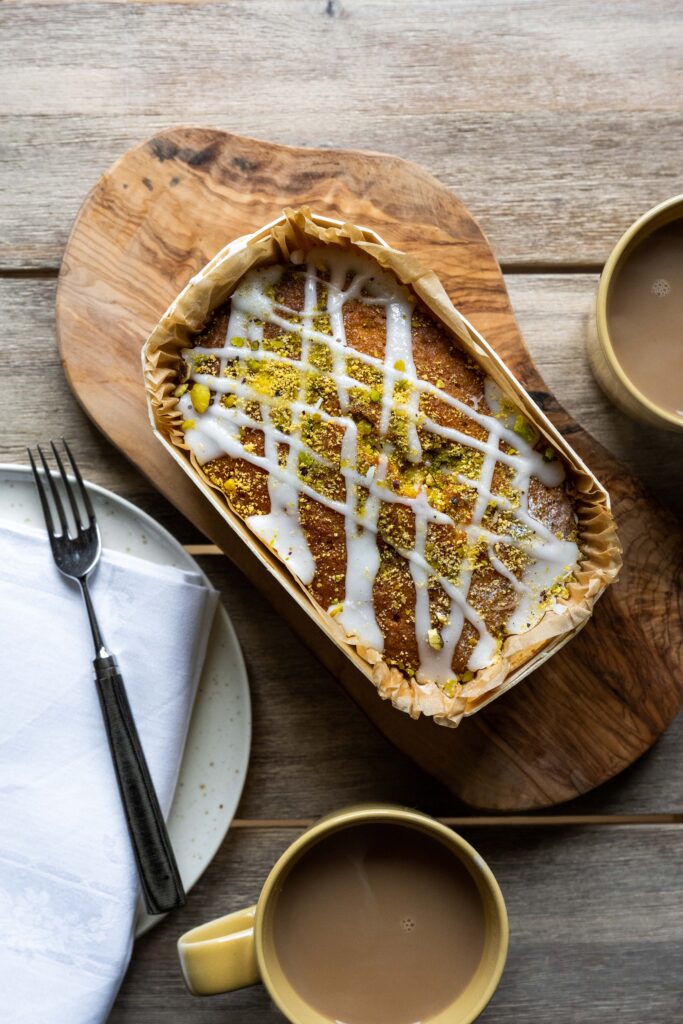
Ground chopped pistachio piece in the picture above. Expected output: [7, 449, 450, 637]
[181, 418, 196, 431]
[173, 383, 188, 398]
[443, 678, 459, 698]
[513, 414, 540, 447]
[427, 628, 443, 650]
[191, 383, 211, 414]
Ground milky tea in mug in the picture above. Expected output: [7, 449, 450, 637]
[178, 806, 508, 1024]
[272, 821, 487, 1024]
[607, 218, 683, 421]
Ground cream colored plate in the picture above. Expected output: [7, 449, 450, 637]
[0, 465, 251, 937]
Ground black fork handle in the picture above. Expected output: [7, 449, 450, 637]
[94, 655, 186, 915]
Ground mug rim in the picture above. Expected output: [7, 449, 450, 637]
[253, 803, 509, 1024]
[595, 193, 683, 430]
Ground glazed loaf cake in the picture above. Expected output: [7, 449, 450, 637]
[144, 211, 620, 725]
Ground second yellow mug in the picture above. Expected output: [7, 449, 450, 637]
[178, 804, 508, 1024]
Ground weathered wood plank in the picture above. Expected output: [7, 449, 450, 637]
[6, 1, 680, 115]
[6, 275, 681, 514]
[4, 274, 682, 814]
[109, 825, 683, 1022]
[1, 0, 682, 267]
[2, 114, 680, 270]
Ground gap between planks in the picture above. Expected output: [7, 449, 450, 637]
[231, 815, 683, 828]
[0, 263, 604, 280]
[0, 267, 60, 279]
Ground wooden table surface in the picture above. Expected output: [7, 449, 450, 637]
[3, 2, 683, 1021]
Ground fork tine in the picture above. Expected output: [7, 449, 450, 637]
[51, 439, 82, 532]
[28, 448, 56, 537]
[37, 444, 69, 536]
[62, 438, 96, 523]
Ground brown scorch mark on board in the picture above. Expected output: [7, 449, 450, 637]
[232, 155, 260, 173]
[149, 137, 219, 168]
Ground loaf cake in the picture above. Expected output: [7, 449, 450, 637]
[144, 210, 620, 725]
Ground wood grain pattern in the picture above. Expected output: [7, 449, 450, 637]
[55, 127, 683, 810]
[109, 825, 683, 1022]
[1, 0, 682, 268]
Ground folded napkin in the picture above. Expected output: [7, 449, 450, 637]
[0, 521, 218, 1024]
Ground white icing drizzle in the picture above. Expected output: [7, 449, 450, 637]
[408, 491, 466, 683]
[181, 249, 580, 684]
[382, 296, 422, 461]
[338, 437, 385, 651]
[245, 263, 317, 584]
[326, 258, 352, 411]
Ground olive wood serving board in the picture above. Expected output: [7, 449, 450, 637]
[56, 127, 683, 810]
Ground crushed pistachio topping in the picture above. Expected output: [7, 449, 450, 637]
[193, 354, 219, 375]
[178, 258, 578, 692]
[513, 414, 540, 447]
[427, 628, 443, 650]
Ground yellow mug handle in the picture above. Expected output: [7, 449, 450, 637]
[178, 905, 259, 996]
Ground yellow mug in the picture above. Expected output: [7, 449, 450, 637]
[588, 193, 683, 432]
[178, 804, 508, 1024]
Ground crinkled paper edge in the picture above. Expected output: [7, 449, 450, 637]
[142, 207, 622, 727]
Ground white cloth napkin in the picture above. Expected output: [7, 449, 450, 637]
[0, 522, 218, 1024]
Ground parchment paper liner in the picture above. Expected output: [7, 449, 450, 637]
[142, 209, 621, 727]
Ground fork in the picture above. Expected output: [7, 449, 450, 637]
[28, 440, 185, 915]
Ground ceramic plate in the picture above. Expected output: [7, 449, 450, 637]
[0, 464, 251, 936]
